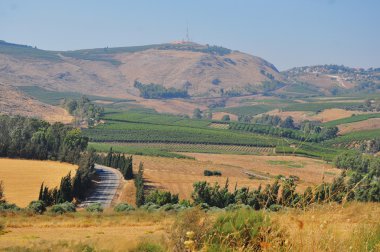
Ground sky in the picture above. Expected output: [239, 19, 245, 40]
[0, 0, 379, 70]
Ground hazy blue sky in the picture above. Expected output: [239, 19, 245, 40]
[0, 0, 379, 70]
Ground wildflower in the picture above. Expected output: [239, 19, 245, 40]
[184, 240, 195, 249]
[186, 231, 195, 239]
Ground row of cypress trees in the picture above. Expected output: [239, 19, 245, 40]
[96, 148, 133, 180]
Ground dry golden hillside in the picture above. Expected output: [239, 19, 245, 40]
[0, 83, 73, 123]
[0, 42, 281, 99]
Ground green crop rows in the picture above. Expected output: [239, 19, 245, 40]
[323, 113, 380, 127]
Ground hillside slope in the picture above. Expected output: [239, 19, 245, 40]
[0, 40, 282, 99]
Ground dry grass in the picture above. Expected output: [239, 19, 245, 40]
[0, 158, 77, 207]
[130, 154, 339, 201]
[0, 84, 73, 124]
[272, 202, 380, 251]
[183, 153, 340, 190]
[0, 203, 378, 251]
[266, 108, 368, 123]
[0, 211, 171, 251]
[339, 118, 380, 135]
[212, 112, 238, 121]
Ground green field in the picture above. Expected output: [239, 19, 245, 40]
[323, 113, 380, 127]
[18, 86, 133, 105]
[283, 102, 361, 112]
[103, 110, 210, 128]
[324, 128, 380, 147]
[88, 142, 190, 159]
[219, 104, 276, 116]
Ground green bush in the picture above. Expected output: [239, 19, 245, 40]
[140, 202, 160, 211]
[50, 202, 76, 214]
[0, 202, 21, 212]
[203, 170, 222, 176]
[207, 209, 270, 250]
[27, 200, 46, 214]
[130, 241, 165, 252]
[146, 190, 179, 206]
[85, 203, 103, 213]
[114, 203, 135, 212]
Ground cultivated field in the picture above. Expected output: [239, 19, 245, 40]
[0, 158, 77, 207]
[338, 118, 380, 135]
[184, 153, 339, 188]
[266, 108, 365, 123]
[130, 154, 339, 201]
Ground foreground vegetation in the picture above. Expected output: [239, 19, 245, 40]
[0, 203, 379, 251]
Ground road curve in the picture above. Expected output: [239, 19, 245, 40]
[80, 164, 122, 208]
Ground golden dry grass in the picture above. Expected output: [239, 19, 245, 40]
[267, 108, 367, 123]
[0, 203, 378, 251]
[0, 211, 170, 251]
[0, 158, 77, 207]
[212, 112, 238, 121]
[272, 202, 380, 251]
[339, 118, 380, 135]
[131, 154, 339, 200]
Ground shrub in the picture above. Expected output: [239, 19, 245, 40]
[86, 203, 103, 213]
[0, 202, 21, 212]
[205, 209, 287, 250]
[203, 170, 222, 176]
[130, 241, 165, 252]
[114, 203, 135, 212]
[50, 202, 76, 214]
[146, 190, 179, 206]
[27, 200, 46, 214]
[140, 202, 160, 211]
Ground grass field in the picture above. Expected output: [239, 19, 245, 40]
[218, 104, 276, 116]
[283, 102, 361, 112]
[323, 113, 380, 127]
[325, 128, 380, 147]
[89, 142, 275, 156]
[0, 158, 77, 207]
[338, 118, 380, 135]
[18, 86, 133, 106]
[184, 153, 339, 189]
[1, 203, 378, 251]
[130, 154, 339, 201]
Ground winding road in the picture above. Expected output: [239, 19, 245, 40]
[79, 164, 122, 208]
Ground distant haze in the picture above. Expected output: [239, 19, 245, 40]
[0, 0, 379, 70]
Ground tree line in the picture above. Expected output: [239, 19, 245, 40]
[0, 115, 96, 205]
[96, 148, 133, 180]
[229, 121, 338, 143]
[134, 81, 189, 99]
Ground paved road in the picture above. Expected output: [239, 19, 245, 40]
[80, 164, 122, 208]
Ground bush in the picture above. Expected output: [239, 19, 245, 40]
[130, 241, 165, 252]
[146, 190, 179, 206]
[140, 202, 160, 212]
[0, 202, 21, 212]
[205, 209, 287, 250]
[203, 170, 222, 176]
[114, 203, 135, 212]
[50, 202, 76, 214]
[86, 203, 103, 213]
[27, 200, 46, 214]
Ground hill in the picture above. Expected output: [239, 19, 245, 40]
[0, 40, 282, 99]
[281, 64, 380, 96]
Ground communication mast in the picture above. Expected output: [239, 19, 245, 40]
[186, 22, 191, 43]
